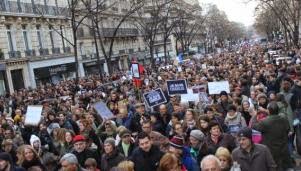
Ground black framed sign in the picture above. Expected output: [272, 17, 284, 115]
[131, 63, 140, 79]
[143, 88, 167, 107]
[167, 79, 188, 95]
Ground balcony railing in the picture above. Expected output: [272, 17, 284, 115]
[52, 48, 60, 54]
[8, 51, 21, 58]
[63, 47, 71, 53]
[81, 28, 139, 38]
[39, 48, 49, 56]
[25, 50, 36, 57]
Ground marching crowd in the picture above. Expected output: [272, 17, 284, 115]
[0, 43, 299, 171]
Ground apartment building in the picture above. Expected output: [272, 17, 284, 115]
[0, 0, 81, 93]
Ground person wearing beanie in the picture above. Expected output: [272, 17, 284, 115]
[0, 152, 25, 171]
[29, 135, 43, 157]
[189, 130, 209, 164]
[101, 138, 125, 171]
[232, 127, 277, 171]
[72, 135, 100, 169]
[252, 101, 293, 170]
[169, 136, 199, 171]
[216, 91, 231, 117]
[117, 129, 136, 157]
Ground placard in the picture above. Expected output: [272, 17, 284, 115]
[208, 81, 230, 95]
[131, 63, 140, 78]
[143, 88, 167, 107]
[181, 89, 199, 103]
[167, 80, 188, 95]
[94, 102, 114, 119]
[25, 105, 43, 126]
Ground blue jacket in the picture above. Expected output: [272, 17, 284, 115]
[182, 147, 199, 171]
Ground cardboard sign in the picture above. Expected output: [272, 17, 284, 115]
[25, 105, 43, 126]
[192, 85, 206, 94]
[199, 92, 210, 104]
[167, 79, 188, 95]
[93, 101, 114, 119]
[208, 81, 230, 95]
[181, 89, 199, 103]
[131, 63, 140, 78]
[143, 88, 167, 107]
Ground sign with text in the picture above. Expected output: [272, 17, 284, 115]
[167, 79, 188, 95]
[93, 101, 114, 119]
[25, 105, 43, 126]
[181, 89, 199, 103]
[143, 88, 167, 107]
[131, 63, 140, 79]
[208, 81, 230, 95]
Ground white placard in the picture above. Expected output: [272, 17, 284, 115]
[181, 89, 199, 103]
[201, 64, 207, 70]
[25, 105, 43, 126]
[131, 63, 140, 78]
[208, 81, 230, 95]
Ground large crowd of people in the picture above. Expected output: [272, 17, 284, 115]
[0, 43, 299, 171]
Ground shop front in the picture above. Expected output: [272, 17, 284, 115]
[83, 60, 105, 76]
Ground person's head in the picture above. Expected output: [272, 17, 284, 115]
[138, 132, 152, 152]
[58, 113, 66, 122]
[227, 105, 236, 116]
[267, 101, 279, 115]
[84, 158, 97, 171]
[0, 152, 13, 171]
[185, 109, 196, 121]
[189, 130, 205, 148]
[159, 104, 168, 115]
[117, 160, 135, 171]
[200, 155, 222, 171]
[65, 130, 75, 143]
[215, 147, 232, 170]
[141, 120, 152, 134]
[3, 127, 14, 139]
[242, 100, 250, 111]
[158, 153, 181, 171]
[119, 129, 132, 144]
[173, 122, 184, 136]
[104, 138, 115, 154]
[220, 91, 228, 102]
[208, 121, 222, 137]
[73, 135, 86, 153]
[30, 135, 41, 150]
[281, 77, 292, 91]
[171, 113, 181, 124]
[237, 127, 253, 152]
[60, 153, 79, 171]
[257, 93, 267, 105]
[204, 107, 215, 119]
[199, 115, 210, 130]
[22, 145, 39, 162]
[1, 139, 13, 153]
[135, 103, 145, 114]
[168, 136, 184, 157]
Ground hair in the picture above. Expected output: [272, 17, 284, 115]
[137, 132, 150, 141]
[56, 128, 67, 143]
[60, 153, 78, 165]
[17, 145, 40, 165]
[215, 147, 232, 164]
[227, 104, 237, 111]
[200, 155, 221, 170]
[85, 158, 97, 167]
[267, 101, 279, 115]
[157, 153, 181, 171]
[276, 93, 288, 107]
[117, 160, 135, 171]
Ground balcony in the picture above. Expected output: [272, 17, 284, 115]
[52, 48, 60, 54]
[63, 47, 71, 53]
[25, 50, 36, 57]
[102, 28, 139, 38]
[39, 48, 49, 56]
[119, 50, 125, 54]
[128, 49, 134, 54]
[8, 51, 21, 58]
[81, 55, 88, 60]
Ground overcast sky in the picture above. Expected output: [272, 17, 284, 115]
[199, 0, 258, 26]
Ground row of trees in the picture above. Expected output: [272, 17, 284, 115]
[38, 0, 247, 77]
[254, 0, 301, 48]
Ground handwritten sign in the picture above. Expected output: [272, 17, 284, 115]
[181, 89, 199, 103]
[208, 81, 230, 95]
[167, 80, 188, 95]
[25, 105, 43, 126]
[131, 63, 140, 78]
[93, 102, 114, 119]
[143, 88, 167, 107]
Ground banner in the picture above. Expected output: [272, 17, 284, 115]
[94, 102, 114, 119]
[143, 88, 167, 107]
[25, 105, 43, 126]
[167, 79, 188, 95]
[208, 81, 230, 95]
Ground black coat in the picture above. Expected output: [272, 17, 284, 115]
[117, 142, 136, 158]
[100, 150, 125, 171]
[72, 149, 100, 168]
[130, 145, 164, 171]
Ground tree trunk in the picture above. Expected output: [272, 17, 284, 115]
[92, 21, 102, 80]
[163, 38, 168, 64]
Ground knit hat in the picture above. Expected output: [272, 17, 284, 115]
[190, 130, 205, 141]
[30, 134, 41, 147]
[119, 129, 131, 138]
[104, 138, 116, 148]
[0, 152, 12, 163]
[73, 135, 86, 143]
[237, 127, 252, 140]
[169, 136, 184, 149]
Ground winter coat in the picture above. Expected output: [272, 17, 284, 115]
[290, 84, 301, 111]
[232, 144, 277, 171]
[252, 115, 293, 170]
[206, 133, 236, 154]
[72, 148, 100, 168]
[181, 147, 200, 171]
[224, 112, 247, 135]
[130, 145, 164, 171]
[100, 150, 125, 171]
[117, 142, 136, 158]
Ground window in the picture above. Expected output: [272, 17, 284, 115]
[49, 26, 54, 49]
[36, 25, 43, 49]
[22, 25, 30, 50]
[79, 42, 85, 55]
[6, 25, 15, 51]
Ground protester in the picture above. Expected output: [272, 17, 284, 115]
[200, 155, 222, 171]
[100, 138, 125, 171]
[60, 153, 87, 171]
[215, 147, 232, 171]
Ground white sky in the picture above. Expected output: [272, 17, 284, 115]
[199, 0, 258, 26]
